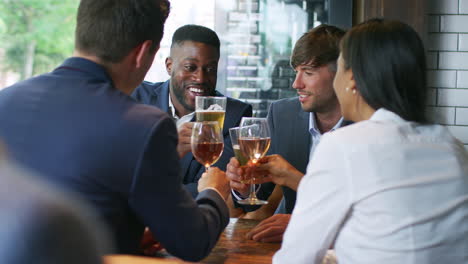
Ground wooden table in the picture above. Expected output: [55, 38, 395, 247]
[105, 218, 280, 264]
[202, 218, 280, 264]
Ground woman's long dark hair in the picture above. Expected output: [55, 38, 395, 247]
[340, 18, 428, 123]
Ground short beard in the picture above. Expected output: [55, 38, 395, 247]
[171, 74, 195, 113]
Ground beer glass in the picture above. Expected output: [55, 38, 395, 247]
[195, 96, 227, 130]
[191, 121, 224, 171]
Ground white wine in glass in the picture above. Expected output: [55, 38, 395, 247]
[229, 126, 252, 184]
[237, 118, 271, 205]
[191, 121, 224, 171]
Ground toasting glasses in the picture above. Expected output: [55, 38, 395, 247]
[236, 117, 271, 205]
[191, 121, 224, 172]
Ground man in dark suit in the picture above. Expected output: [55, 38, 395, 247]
[0, 1, 230, 262]
[132, 24, 252, 197]
[227, 24, 349, 242]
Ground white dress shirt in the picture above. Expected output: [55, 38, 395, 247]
[308, 113, 344, 162]
[273, 108, 468, 264]
[168, 92, 194, 129]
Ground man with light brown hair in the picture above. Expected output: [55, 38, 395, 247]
[227, 24, 350, 243]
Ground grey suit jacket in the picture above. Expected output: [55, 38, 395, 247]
[262, 98, 310, 213]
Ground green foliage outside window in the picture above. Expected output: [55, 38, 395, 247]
[0, 0, 78, 80]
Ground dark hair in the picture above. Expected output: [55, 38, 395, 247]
[171, 24, 220, 53]
[75, 0, 170, 63]
[291, 24, 345, 70]
[340, 18, 428, 123]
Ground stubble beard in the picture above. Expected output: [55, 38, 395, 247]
[171, 75, 195, 113]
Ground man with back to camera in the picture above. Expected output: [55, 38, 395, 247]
[227, 24, 351, 242]
[0, 0, 231, 261]
[132, 24, 253, 198]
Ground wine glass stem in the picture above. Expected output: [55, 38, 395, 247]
[205, 165, 209, 172]
[248, 179, 258, 200]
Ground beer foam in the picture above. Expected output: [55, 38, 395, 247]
[207, 104, 224, 111]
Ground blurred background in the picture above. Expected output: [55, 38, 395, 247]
[0, 0, 352, 117]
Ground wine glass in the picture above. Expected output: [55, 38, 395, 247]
[191, 121, 224, 172]
[229, 126, 252, 182]
[237, 117, 271, 205]
[195, 96, 227, 130]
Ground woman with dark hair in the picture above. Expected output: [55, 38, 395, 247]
[273, 19, 468, 264]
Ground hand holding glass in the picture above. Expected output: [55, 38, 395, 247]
[195, 96, 227, 130]
[229, 126, 252, 183]
[237, 117, 271, 205]
[191, 121, 224, 171]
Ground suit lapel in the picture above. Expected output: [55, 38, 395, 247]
[153, 81, 171, 114]
[294, 110, 311, 172]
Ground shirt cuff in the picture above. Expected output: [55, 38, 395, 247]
[230, 184, 261, 201]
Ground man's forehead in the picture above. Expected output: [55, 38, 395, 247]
[170, 41, 219, 59]
[294, 63, 318, 70]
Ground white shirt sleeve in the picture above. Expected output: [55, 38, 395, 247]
[273, 134, 353, 264]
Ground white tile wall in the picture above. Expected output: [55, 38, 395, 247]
[447, 125, 468, 143]
[427, 70, 457, 87]
[438, 89, 468, 107]
[439, 52, 468, 69]
[428, 33, 458, 50]
[429, 0, 468, 148]
[456, 70, 468, 87]
[427, 52, 439, 69]
[427, 106, 456, 124]
[441, 15, 468, 32]
[456, 107, 468, 124]
[457, 34, 468, 50]
[429, 0, 458, 14]
[427, 88, 438, 106]
[428, 16, 441, 32]
[460, 0, 468, 13]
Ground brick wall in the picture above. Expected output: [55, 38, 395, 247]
[428, 0, 468, 150]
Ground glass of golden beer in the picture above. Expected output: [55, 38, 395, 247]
[195, 96, 227, 130]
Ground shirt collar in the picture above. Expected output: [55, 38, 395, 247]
[308, 113, 344, 136]
[168, 91, 195, 128]
[369, 108, 405, 123]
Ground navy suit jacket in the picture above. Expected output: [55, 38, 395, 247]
[132, 80, 252, 197]
[0, 58, 229, 261]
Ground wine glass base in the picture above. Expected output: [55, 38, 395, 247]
[237, 198, 268, 205]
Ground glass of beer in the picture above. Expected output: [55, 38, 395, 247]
[229, 126, 251, 183]
[237, 117, 271, 205]
[195, 96, 227, 130]
[191, 121, 224, 172]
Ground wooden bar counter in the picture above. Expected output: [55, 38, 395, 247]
[105, 218, 280, 264]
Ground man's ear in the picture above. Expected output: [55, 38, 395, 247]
[135, 40, 157, 69]
[165, 57, 172, 76]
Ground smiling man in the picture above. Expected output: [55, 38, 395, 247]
[227, 24, 350, 243]
[132, 24, 252, 197]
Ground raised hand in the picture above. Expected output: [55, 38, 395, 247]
[176, 122, 194, 158]
[256, 154, 304, 191]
